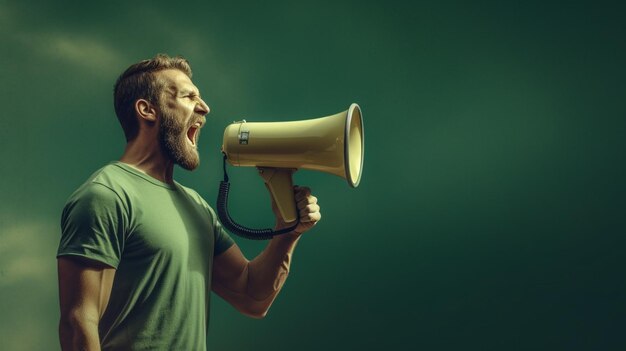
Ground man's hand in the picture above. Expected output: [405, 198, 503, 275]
[271, 186, 321, 235]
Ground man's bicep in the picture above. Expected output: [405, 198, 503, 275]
[212, 244, 249, 295]
[58, 256, 116, 322]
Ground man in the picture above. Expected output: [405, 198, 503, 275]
[57, 54, 321, 350]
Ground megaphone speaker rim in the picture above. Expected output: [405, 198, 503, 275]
[345, 103, 364, 188]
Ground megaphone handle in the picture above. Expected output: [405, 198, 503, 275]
[257, 167, 298, 224]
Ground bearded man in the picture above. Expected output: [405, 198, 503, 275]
[57, 54, 321, 351]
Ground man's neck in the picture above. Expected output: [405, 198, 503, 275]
[119, 138, 175, 183]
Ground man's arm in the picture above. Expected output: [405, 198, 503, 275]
[212, 186, 321, 318]
[58, 257, 115, 351]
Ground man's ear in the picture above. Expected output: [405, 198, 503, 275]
[135, 99, 158, 122]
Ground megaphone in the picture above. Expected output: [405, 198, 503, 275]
[217, 103, 364, 240]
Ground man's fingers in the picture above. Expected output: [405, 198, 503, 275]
[299, 203, 320, 216]
[300, 211, 321, 223]
[297, 195, 317, 208]
[292, 185, 321, 227]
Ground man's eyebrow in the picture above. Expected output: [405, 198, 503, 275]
[179, 87, 201, 98]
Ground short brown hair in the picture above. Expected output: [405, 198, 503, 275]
[113, 54, 193, 141]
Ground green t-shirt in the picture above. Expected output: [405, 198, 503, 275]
[58, 161, 235, 350]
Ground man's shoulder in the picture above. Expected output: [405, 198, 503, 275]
[73, 162, 130, 194]
[65, 163, 128, 206]
[89, 162, 136, 186]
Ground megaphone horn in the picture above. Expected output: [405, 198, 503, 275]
[217, 103, 364, 240]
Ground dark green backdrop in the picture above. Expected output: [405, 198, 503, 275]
[1, 0, 625, 350]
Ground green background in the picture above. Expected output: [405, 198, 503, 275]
[1, 0, 625, 350]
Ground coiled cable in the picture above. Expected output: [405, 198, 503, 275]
[216, 154, 299, 240]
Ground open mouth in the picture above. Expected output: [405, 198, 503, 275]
[187, 122, 202, 146]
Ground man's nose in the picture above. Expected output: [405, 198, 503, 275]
[195, 98, 210, 115]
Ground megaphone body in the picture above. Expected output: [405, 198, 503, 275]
[219, 103, 364, 237]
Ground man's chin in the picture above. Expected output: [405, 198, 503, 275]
[176, 151, 200, 171]
[160, 135, 200, 171]
[178, 162, 199, 171]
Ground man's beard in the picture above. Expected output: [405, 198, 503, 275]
[158, 108, 201, 171]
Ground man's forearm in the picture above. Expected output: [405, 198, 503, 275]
[246, 233, 301, 302]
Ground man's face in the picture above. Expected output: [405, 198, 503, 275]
[156, 69, 210, 170]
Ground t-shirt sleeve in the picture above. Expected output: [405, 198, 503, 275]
[204, 203, 235, 256]
[213, 215, 235, 256]
[57, 182, 129, 268]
